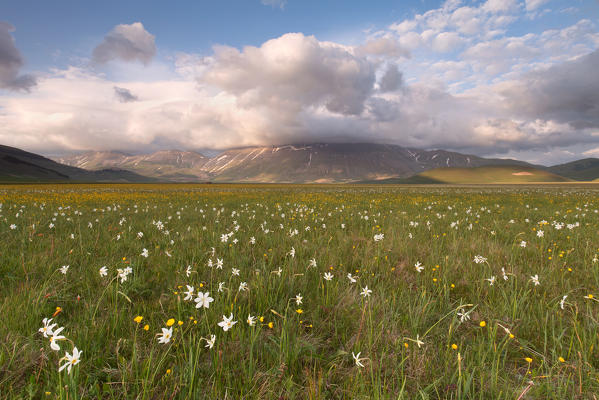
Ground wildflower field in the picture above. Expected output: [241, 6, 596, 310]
[2, 183, 599, 399]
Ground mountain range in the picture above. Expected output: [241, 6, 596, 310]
[52, 143, 549, 183]
[2, 143, 599, 183]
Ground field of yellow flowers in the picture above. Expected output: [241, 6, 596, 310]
[1, 183, 598, 399]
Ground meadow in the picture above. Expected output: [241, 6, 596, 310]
[1, 183, 598, 399]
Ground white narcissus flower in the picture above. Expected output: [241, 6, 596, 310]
[59, 265, 69, 274]
[360, 286, 372, 297]
[473, 255, 487, 264]
[247, 315, 256, 326]
[231, 268, 240, 276]
[39, 318, 56, 338]
[49, 327, 66, 351]
[414, 262, 424, 273]
[99, 266, 108, 277]
[530, 275, 540, 286]
[485, 276, 496, 286]
[140, 248, 149, 258]
[323, 272, 333, 281]
[347, 273, 357, 283]
[560, 295, 568, 309]
[218, 313, 237, 331]
[205, 334, 216, 349]
[194, 292, 214, 309]
[352, 352, 365, 368]
[295, 293, 303, 305]
[457, 308, 471, 323]
[59, 347, 82, 374]
[238, 282, 248, 292]
[184, 285, 195, 301]
[157, 327, 173, 344]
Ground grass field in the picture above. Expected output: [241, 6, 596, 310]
[417, 166, 570, 184]
[1, 183, 599, 399]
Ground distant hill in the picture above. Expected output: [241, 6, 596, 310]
[547, 158, 599, 181]
[364, 165, 571, 184]
[54, 143, 536, 183]
[0, 145, 156, 183]
[54, 150, 210, 182]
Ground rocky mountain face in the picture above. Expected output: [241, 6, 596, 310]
[54, 150, 210, 182]
[53, 143, 535, 183]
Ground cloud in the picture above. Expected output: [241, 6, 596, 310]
[525, 0, 549, 12]
[378, 64, 403, 92]
[482, 0, 519, 14]
[356, 36, 410, 58]
[0, 21, 36, 91]
[113, 86, 138, 102]
[261, 0, 286, 9]
[1, 46, 599, 162]
[1, 0, 599, 166]
[582, 147, 599, 158]
[201, 33, 376, 116]
[92, 22, 156, 65]
[496, 49, 599, 129]
[432, 32, 465, 52]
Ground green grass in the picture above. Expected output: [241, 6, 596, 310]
[1, 183, 598, 399]
[418, 165, 570, 184]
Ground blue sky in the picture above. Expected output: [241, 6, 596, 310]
[7, 0, 596, 72]
[1, 0, 598, 164]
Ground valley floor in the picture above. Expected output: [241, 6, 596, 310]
[1, 184, 598, 399]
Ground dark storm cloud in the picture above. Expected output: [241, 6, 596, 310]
[114, 86, 139, 102]
[92, 22, 156, 65]
[499, 49, 599, 129]
[0, 21, 36, 91]
[378, 64, 403, 92]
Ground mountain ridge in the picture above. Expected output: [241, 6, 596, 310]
[4, 142, 599, 183]
[52, 143, 541, 183]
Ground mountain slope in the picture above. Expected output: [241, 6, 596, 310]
[53, 143, 541, 183]
[0, 145, 156, 182]
[55, 150, 210, 182]
[547, 158, 599, 181]
[204, 143, 536, 183]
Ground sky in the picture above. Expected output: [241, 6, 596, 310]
[1, 0, 598, 165]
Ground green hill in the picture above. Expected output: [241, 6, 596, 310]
[547, 158, 599, 181]
[363, 165, 571, 184]
[0, 145, 157, 183]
